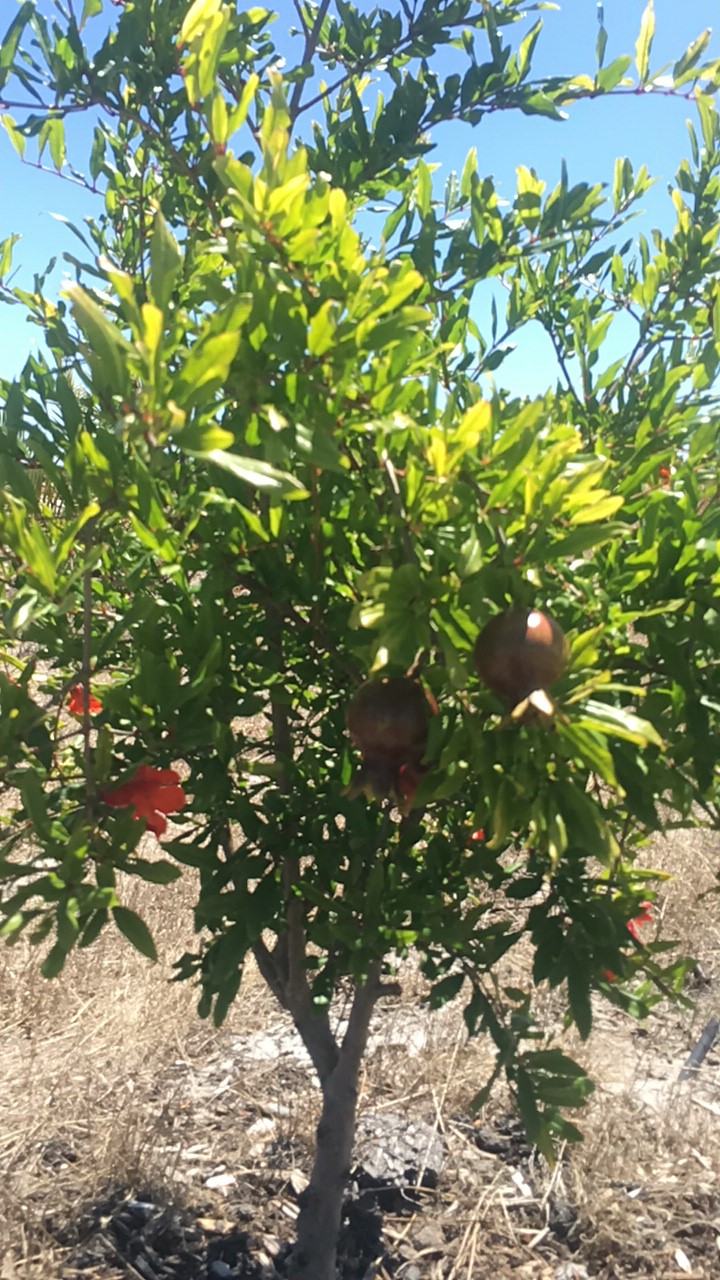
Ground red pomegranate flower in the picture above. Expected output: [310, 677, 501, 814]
[604, 902, 654, 981]
[102, 765, 187, 836]
[68, 683, 103, 717]
[626, 901, 653, 941]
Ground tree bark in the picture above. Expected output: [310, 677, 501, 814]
[288, 960, 381, 1280]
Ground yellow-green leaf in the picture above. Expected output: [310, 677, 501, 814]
[81, 0, 103, 26]
[635, 1, 655, 84]
[1, 114, 25, 158]
[569, 495, 624, 525]
[210, 89, 229, 145]
[0, 233, 20, 279]
[180, 0, 221, 45]
[228, 72, 259, 134]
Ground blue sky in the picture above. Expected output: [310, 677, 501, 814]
[0, 0, 717, 393]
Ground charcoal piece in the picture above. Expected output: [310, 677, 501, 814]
[472, 1112, 531, 1162]
[207, 1262, 234, 1280]
[206, 1233, 252, 1270]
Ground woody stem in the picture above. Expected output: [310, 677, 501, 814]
[81, 550, 94, 816]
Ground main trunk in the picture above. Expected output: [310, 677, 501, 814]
[288, 1051, 362, 1280]
[287, 963, 380, 1280]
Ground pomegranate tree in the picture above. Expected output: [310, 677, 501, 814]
[1, 4, 719, 1280]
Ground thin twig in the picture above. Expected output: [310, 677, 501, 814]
[288, 0, 332, 123]
[382, 451, 419, 568]
[81, 559, 94, 816]
[542, 321, 583, 406]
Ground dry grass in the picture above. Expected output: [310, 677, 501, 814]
[1, 826, 720, 1278]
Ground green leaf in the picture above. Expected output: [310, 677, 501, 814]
[0, 2, 34, 92]
[113, 906, 158, 961]
[47, 118, 66, 170]
[129, 859, 182, 885]
[190, 449, 308, 496]
[460, 147, 477, 200]
[518, 21, 542, 81]
[180, 0, 221, 46]
[308, 299, 339, 357]
[577, 700, 663, 748]
[17, 769, 50, 836]
[520, 91, 567, 121]
[81, 0, 103, 25]
[549, 522, 624, 559]
[176, 331, 241, 404]
[596, 18, 607, 69]
[569, 495, 624, 525]
[1, 114, 25, 159]
[415, 160, 432, 217]
[41, 942, 68, 979]
[556, 721, 619, 788]
[635, 2, 655, 85]
[213, 969, 242, 1027]
[228, 71, 259, 133]
[0, 232, 21, 278]
[672, 30, 712, 88]
[567, 966, 593, 1039]
[524, 1049, 594, 1105]
[37, 117, 65, 168]
[428, 971, 465, 1008]
[79, 908, 108, 948]
[63, 283, 133, 395]
[696, 94, 719, 155]
[174, 422, 235, 451]
[596, 54, 632, 92]
[150, 211, 183, 312]
[88, 126, 105, 181]
[210, 89, 228, 145]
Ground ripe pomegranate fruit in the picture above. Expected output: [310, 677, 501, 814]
[474, 607, 568, 706]
[345, 677, 436, 805]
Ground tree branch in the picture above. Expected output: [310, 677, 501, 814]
[542, 320, 583, 407]
[340, 957, 382, 1071]
[288, 0, 332, 123]
[263, 602, 339, 1084]
[252, 935, 288, 1006]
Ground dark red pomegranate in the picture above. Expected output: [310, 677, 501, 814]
[345, 677, 436, 804]
[474, 607, 568, 705]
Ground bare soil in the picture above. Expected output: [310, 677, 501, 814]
[1, 827, 720, 1279]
